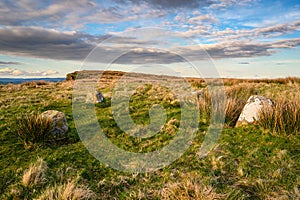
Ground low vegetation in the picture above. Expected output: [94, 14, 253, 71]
[22, 158, 48, 187]
[14, 112, 53, 148]
[36, 180, 95, 200]
[0, 71, 299, 199]
[259, 97, 300, 135]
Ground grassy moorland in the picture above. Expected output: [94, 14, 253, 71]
[0, 71, 299, 199]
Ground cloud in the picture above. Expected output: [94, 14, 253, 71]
[0, 26, 95, 60]
[0, 26, 299, 65]
[0, 0, 166, 28]
[188, 14, 218, 24]
[113, 0, 255, 10]
[0, 0, 256, 29]
[0, 67, 58, 76]
[112, 0, 211, 9]
[175, 28, 211, 38]
[257, 20, 300, 37]
[82, 38, 300, 64]
[175, 38, 300, 60]
[0, 61, 21, 65]
[203, 20, 300, 43]
[0, 26, 161, 63]
[209, 0, 256, 9]
[0, 1, 79, 26]
[238, 62, 250, 64]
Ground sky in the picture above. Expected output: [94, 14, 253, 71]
[0, 0, 299, 78]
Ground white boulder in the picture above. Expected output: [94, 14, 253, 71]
[236, 95, 273, 127]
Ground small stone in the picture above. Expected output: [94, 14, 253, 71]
[191, 90, 203, 100]
[95, 91, 104, 103]
[86, 90, 104, 104]
[41, 110, 68, 136]
[236, 95, 273, 127]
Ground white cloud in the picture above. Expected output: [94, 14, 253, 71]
[188, 14, 218, 24]
[208, 0, 256, 9]
[0, 67, 58, 76]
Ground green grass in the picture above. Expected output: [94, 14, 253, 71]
[0, 75, 299, 199]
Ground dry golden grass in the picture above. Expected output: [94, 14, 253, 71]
[197, 83, 258, 127]
[232, 178, 292, 200]
[15, 112, 54, 148]
[160, 173, 226, 200]
[35, 180, 95, 200]
[259, 95, 300, 134]
[22, 158, 48, 187]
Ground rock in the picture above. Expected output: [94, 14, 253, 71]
[86, 90, 104, 104]
[66, 71, 78, 81]
[41, 110, 68, 136]
[197, 90, 203, 100]
[191, 90, 203, 100]
[95, 91, 104, 103]
[236, 95, 273, 127]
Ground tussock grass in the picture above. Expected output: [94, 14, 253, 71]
[221, 77, 300, 85]
[36, 180, 95, 200]
[160, 173, 225, 200]
[22, 158, 48, 187]
[259, 97, 300, 135]
[230, 178, 293, 199]
[198, 83, 259, 127]
[14, 112, 53, 148]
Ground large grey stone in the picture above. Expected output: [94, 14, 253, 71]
[41, 110, 68, 136]
[236, 95, 273, 127]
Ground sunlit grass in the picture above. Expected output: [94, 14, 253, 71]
[0, 72, 299, 199]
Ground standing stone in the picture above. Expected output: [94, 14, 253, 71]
[191, 90, 203, 100]
[236, 95, 273, 127]
[95, 91, 104, 103]
[41, 110, 68, 136]
[86, 90, 104, 104]
[196, 90, 203, 100]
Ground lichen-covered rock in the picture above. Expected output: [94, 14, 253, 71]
[41, 110, 68, 136]
[236, 95, 273, 127]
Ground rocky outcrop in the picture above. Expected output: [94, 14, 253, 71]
[41, 110, 68, 136]
[236, 95, 273, 127]
[66, 71, 78, 81]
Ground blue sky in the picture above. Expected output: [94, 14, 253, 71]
[0, 0, 299, 78]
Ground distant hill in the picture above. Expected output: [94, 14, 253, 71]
[0, 78, 65, 84]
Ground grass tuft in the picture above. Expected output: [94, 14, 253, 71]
[259, 97, 300, 135]
[22, 158, 48, 187]
[14, 112, 54, 148]
[160, 173, 225, 200]
[36, 180, 95, 200]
